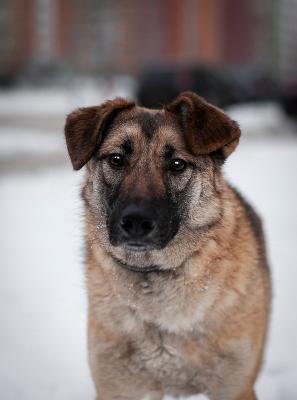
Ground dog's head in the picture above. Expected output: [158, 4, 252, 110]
[65, 92, 240, 271]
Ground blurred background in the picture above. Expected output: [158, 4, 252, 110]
[0, 1, 297, 399]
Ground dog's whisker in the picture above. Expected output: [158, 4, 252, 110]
[96, 223, 107, 229]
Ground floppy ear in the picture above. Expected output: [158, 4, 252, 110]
[166, 91, 240, 160]
[64, 98, 135, 170]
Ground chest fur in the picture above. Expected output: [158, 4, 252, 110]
[104, 265, 218, 334]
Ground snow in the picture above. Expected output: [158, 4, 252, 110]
[1, 96, 297, 399]
[0, 126, 64, 157]
[226, 102, 296, 137]
[0, 77, 135, 118]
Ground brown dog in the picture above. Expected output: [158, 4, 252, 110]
[64, 92, 271, 400]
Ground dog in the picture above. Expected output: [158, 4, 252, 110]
[64, 91, 271, 400]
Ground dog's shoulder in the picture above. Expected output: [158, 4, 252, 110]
[229, 184, 269, 267]
[233, 187, 263, 238]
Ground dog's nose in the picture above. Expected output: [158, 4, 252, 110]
[119, 204, 157, 240]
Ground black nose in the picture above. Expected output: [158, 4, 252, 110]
[119, 203, 157, 240]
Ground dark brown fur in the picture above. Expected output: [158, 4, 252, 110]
[65, 92, 271, 400]
[65, 98, 135, 170]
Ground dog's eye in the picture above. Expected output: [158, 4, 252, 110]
[169, 158, 187, 173]
[108, 154, 125, 168]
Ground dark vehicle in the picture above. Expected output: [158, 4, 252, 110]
[221, 67, 279, 104]
[137, 65, 235, 109]
[137, 64, 279, 109]
[0, 72, 18, 88]
[281, 81, 297, 117]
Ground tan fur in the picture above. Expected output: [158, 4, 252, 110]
[65, 92, 271, 400]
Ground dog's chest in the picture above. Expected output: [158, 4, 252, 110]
[108, 274, 213, 394]
[128, 326, 206, 395]
[111, 269, 214, 333]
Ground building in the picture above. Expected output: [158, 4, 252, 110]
[0, 0, 294, 83]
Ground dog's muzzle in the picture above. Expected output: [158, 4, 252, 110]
[108, 198, 179, 250]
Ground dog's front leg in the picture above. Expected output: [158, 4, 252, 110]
[142, 392, 164, 400]
[234, 388, 257, 400]
[211, 385, 257, 400]
[95, 391, 163, 400]
[89, 340, 162, 400]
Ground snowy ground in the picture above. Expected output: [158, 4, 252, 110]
[0, 90, 297, 399]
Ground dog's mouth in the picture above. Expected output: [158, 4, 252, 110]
[112, 255, 160, 273]
[122, 242, 155, 252]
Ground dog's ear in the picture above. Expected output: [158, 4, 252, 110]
[166, 91, 240, 160]
[64, 98, 135, 170]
